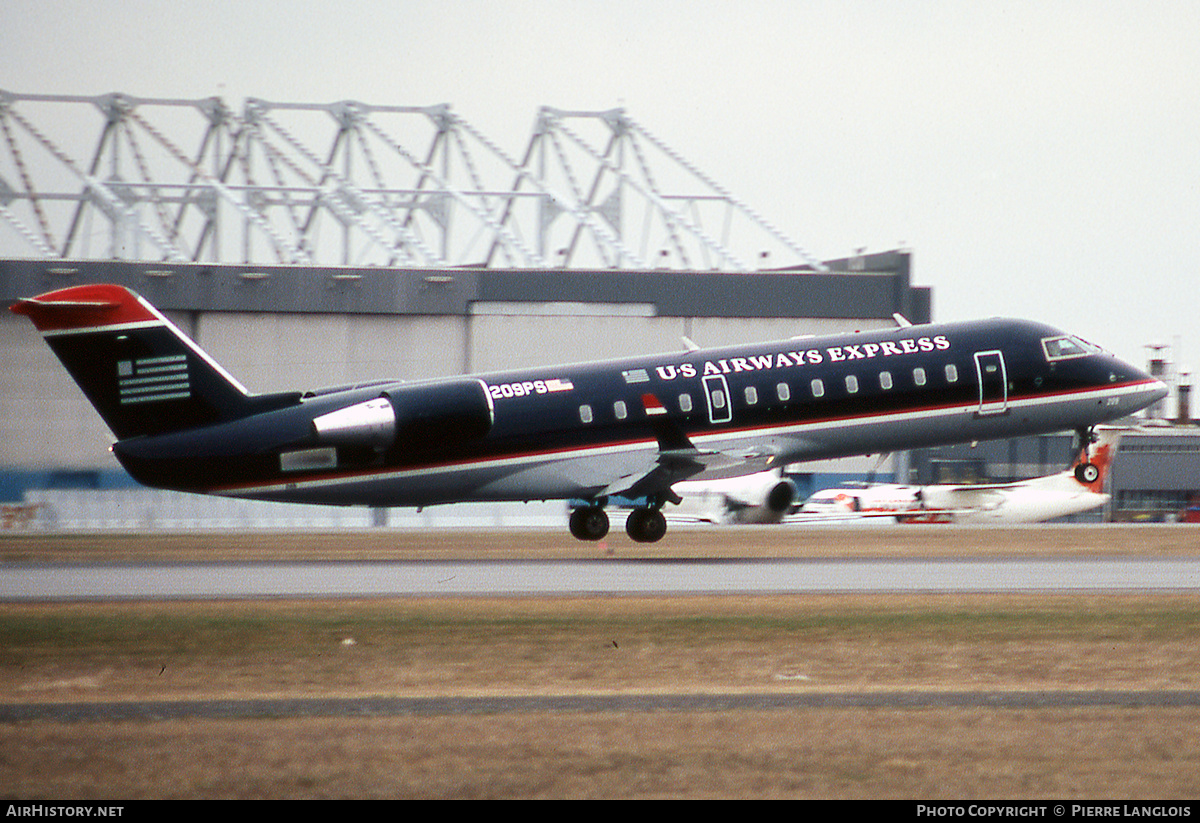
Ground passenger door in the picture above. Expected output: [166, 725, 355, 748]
[703, 374, 732, 424]
[973, 350, 1008, 416]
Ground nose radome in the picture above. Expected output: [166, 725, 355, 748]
[1108, 355, 1169, 416]
[1130, 367, 1169, 412]
[1147, 379, 1170, 407]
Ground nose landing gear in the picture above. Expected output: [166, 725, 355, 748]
[1074, 426, 1100, 484]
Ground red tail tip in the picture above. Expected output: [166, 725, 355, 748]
[10, 284, 155, 332]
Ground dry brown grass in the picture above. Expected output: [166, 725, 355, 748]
[4, 592, 1200, 798]
[5, 594, 1200, 701]
[6, 708, 1200, 799]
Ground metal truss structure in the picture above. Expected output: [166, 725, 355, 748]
[0, 90, 825, 271]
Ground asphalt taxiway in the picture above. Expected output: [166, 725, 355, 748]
[3, 555, 1200, 600]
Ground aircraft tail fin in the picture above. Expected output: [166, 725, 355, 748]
[11, 284, 265, 440]
[1071, 427, 1124, 492]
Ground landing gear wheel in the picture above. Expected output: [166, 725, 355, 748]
[1074, 427, 1100, 484]
[569, 507, 610, 541]
[626, 508, 668, 543]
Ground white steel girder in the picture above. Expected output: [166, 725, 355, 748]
[0, 90, 825, 271]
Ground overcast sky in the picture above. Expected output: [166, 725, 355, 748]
[4, 0, 1198, 379]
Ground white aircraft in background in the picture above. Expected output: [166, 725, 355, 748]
[793, 427, 1126, 524]
[667, 467, 801, 524]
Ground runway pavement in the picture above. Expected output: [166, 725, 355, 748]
[3, 556, 1200, 600]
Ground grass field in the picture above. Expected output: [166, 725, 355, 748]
[2, 527, 1199, 799]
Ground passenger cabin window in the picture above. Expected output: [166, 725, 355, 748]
[679, 394, 693, 413]
[579, 405, 593, 424]
[776, 383, 791, 402]
[614, 400, 627, 420]
[913, 367, 927, 387]
[845, 375, 859, 394]
[879, 371, 893, 390]
[744, 386, 758, 405]
[811, 379, 825, 398]
[945, 364, 959, 383]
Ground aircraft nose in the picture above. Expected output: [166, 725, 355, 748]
[1147, 378, 1170, 406]
[1119, 358, 1169, 412]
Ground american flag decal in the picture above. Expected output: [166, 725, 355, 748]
[641, 393, 667, 416]
[117, 355, 191, 405]
[545, 378, 574, 392]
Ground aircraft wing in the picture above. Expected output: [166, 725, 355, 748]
[937, 481, 1022, 493]
[600, 393, 771, 502]
[600, 447, 756, 502]
[783, 507, 977, 524]
[930, 486, 1010, 502]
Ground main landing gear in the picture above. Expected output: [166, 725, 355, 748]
[569, 502, 668, 543]
[568, 506, 610, 541]
[1073, 426, 1100, 484]
[625, 507, 668, 543]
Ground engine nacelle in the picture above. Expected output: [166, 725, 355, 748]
[728, 478, 798, 524]
[310, 379, 493, 453]
[311, 397, 396, 450]
[765, 479, 797, 515]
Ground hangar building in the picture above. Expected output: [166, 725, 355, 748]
[1, 92, 1195, 527]
[4, 253, 1198, 527]
[2, 250, 932, 526]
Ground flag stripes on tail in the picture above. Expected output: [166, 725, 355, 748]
[118, 354, 191, 405]
[11, 284, 258, 440]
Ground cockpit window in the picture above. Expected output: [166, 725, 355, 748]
[1042, 335, 1102, 362]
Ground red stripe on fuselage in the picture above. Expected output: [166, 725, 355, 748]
[9, 284, 157, 333]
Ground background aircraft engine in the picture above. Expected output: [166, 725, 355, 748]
[765, 478, 797, 515]
[727, 475, 798, 524]
[311, 397, 397, 450]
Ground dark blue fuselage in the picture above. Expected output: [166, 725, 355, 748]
[111, 317, 1163, 508]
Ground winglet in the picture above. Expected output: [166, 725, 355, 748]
[640, 393, 697, 452]
[10, 284, 157, 333]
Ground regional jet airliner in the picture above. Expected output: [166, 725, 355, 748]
[11, 284, 1166, 542]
